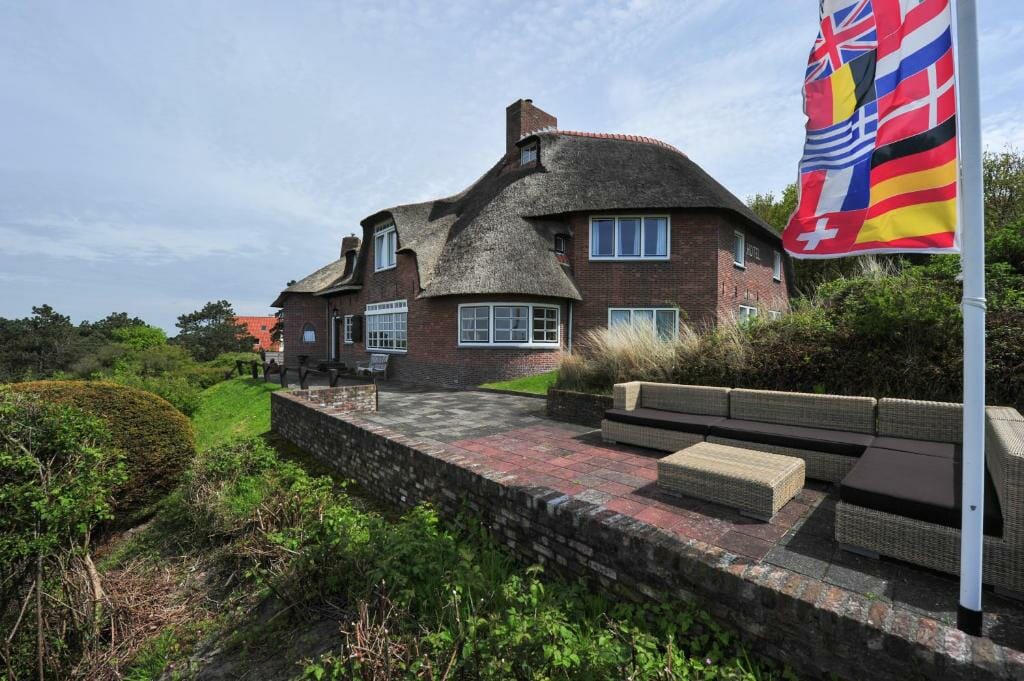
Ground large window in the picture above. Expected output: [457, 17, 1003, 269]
[590, 216, 669, 260]
[608, 308, 678, 340]
[458, 303, 560, 347]
[301, 323, 316, 343]
[365, 300, 407, 352]
[343, 315, 354, 344]
[374, 223, 397, 271]
[733, 231, 746, 268]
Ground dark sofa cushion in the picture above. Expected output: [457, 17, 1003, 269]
[708, 419, 874, 457]
[871, 436, 960, 460]
[604, 408, 725, 436]
[839, 447, 1003, 536]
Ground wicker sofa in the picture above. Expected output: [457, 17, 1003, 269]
[601, 382, 1024, 591]
[836, 403, 1024, 593]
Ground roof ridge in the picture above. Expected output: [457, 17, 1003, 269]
[525, 128, 685, 155]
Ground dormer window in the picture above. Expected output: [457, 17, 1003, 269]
[374, 223, 397, 271]
[520, 144, 538, 166]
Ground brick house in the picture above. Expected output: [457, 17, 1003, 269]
[272, 99, 790, 386]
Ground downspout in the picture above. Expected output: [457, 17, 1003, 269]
[567, 300, 573, 353]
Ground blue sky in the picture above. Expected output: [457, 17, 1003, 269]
[2, 0, 1022, 332]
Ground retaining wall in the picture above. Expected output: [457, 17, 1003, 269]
[271, 390, 1021, 681]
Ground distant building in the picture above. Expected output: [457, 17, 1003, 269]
[235, 315, 282, 352]
[273, 98, 789, 386]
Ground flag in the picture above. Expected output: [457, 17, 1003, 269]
[784, 0, 959, 257]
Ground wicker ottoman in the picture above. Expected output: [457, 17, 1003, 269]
[657, 442, 805, 521]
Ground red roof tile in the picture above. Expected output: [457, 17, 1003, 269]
[235, 316, 280, 351]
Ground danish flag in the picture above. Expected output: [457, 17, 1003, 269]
[806, 0, 878, 82]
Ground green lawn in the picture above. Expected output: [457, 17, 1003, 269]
[479, 370, 558, 395]
[191, 377, 281, 450]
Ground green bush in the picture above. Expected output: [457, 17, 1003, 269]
[9, 381, 196, 517]
[0, 390, 126, 680]
[111, 373, 202, 416]
[557, 270, 1024, 410]
[111, 324, 167, 350]
[170, 439, 783, 680]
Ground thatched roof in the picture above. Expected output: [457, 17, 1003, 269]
[273, 131, 777, 305]
[270, 258, 349, 307]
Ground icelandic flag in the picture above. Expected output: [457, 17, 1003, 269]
[784, 0, 959, 258]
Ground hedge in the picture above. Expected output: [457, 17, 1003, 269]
[10, 380, 196, 516]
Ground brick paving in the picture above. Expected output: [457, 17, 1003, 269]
[358, 384, 1024, 650]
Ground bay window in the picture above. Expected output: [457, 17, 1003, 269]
[458, 303, 560, 347]
[590, 216, 669, 260]
[607, 308, 679, 340]
[365, 299, 407, 352]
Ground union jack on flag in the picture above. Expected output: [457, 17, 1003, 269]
[805, 0, 878, 82]
[784, 0, 960, 258]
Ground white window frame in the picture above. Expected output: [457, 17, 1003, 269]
[374, 223, 397, 272]
[607, 307, 679, 341]
[520, 144, 538, 166]
[733, 231, 746, 268]
[457, 303, 560, 348]
[738, 305, 758, 323]
[364, 299, 407, 353]
[589, 216, 670, 261]
[768, 310, 782, 320]
[343, 315, 354, 344]
[773, 250, 782, 281]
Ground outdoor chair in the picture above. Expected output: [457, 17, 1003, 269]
[356, 353, 389, 380]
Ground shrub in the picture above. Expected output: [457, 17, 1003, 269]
[0, 390, 126, 680]
[9, 381, 196, 517]
[111, 373, 202, 416]
[111, 324, 168, 350]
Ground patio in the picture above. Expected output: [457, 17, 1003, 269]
[357, 383, 1024, 651]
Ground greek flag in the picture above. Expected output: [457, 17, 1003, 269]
[800, 100, 878, 173]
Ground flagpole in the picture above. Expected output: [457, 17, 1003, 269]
[954, 0, 986, 636]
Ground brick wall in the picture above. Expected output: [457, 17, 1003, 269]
[281, 293, 329, 369]
[716, 222, 789, 321]
[288, 384, 378, 412]
[545, 389, 612, 428]
[271, 392, 1015, 681]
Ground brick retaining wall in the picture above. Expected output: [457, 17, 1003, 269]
[546, 389, 613, 428]
[271, 390, 1020, 681]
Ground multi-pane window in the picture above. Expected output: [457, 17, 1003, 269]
[458, 304, 559, 346]
[520, 144, 538, 165]
[733, 231, 746, 267]
[494, 306, 529, 342]
[374, 223, 397, 271]
[301, 323, 316, 343]
[773, 250, 782, 281]
[343, 315, 354, 344]
[738, 305, 758, 323]
[460, 306, 490, 343]
[532, 307, 558, 343]
[768, 310, 782, 320]
[365, 300, 407, 352]
[590, 216, 669, 259]
[607, 308, 679, 341]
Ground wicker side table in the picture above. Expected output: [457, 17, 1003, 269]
[657, 442, 805, 521]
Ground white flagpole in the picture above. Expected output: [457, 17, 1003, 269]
[954, 0, 986, 636]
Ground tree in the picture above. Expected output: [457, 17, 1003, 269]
[747, 184, 797, 233]
[111, 324, 167, 350]
[984, 147, 1024, 232]
[172, 300, 255, 361]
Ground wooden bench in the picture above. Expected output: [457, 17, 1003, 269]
[657, 442, 805, 521]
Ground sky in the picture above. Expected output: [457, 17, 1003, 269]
[2, 0, 1023, 332]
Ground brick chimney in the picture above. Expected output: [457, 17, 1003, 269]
[506, 99, 557, 156]
[340, 234, 360, 259]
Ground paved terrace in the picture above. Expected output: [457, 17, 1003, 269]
[362, 385, 1024, 646]
[274, 378, 1024, 677]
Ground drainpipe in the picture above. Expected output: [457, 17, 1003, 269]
[567, 300, 573, 353]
